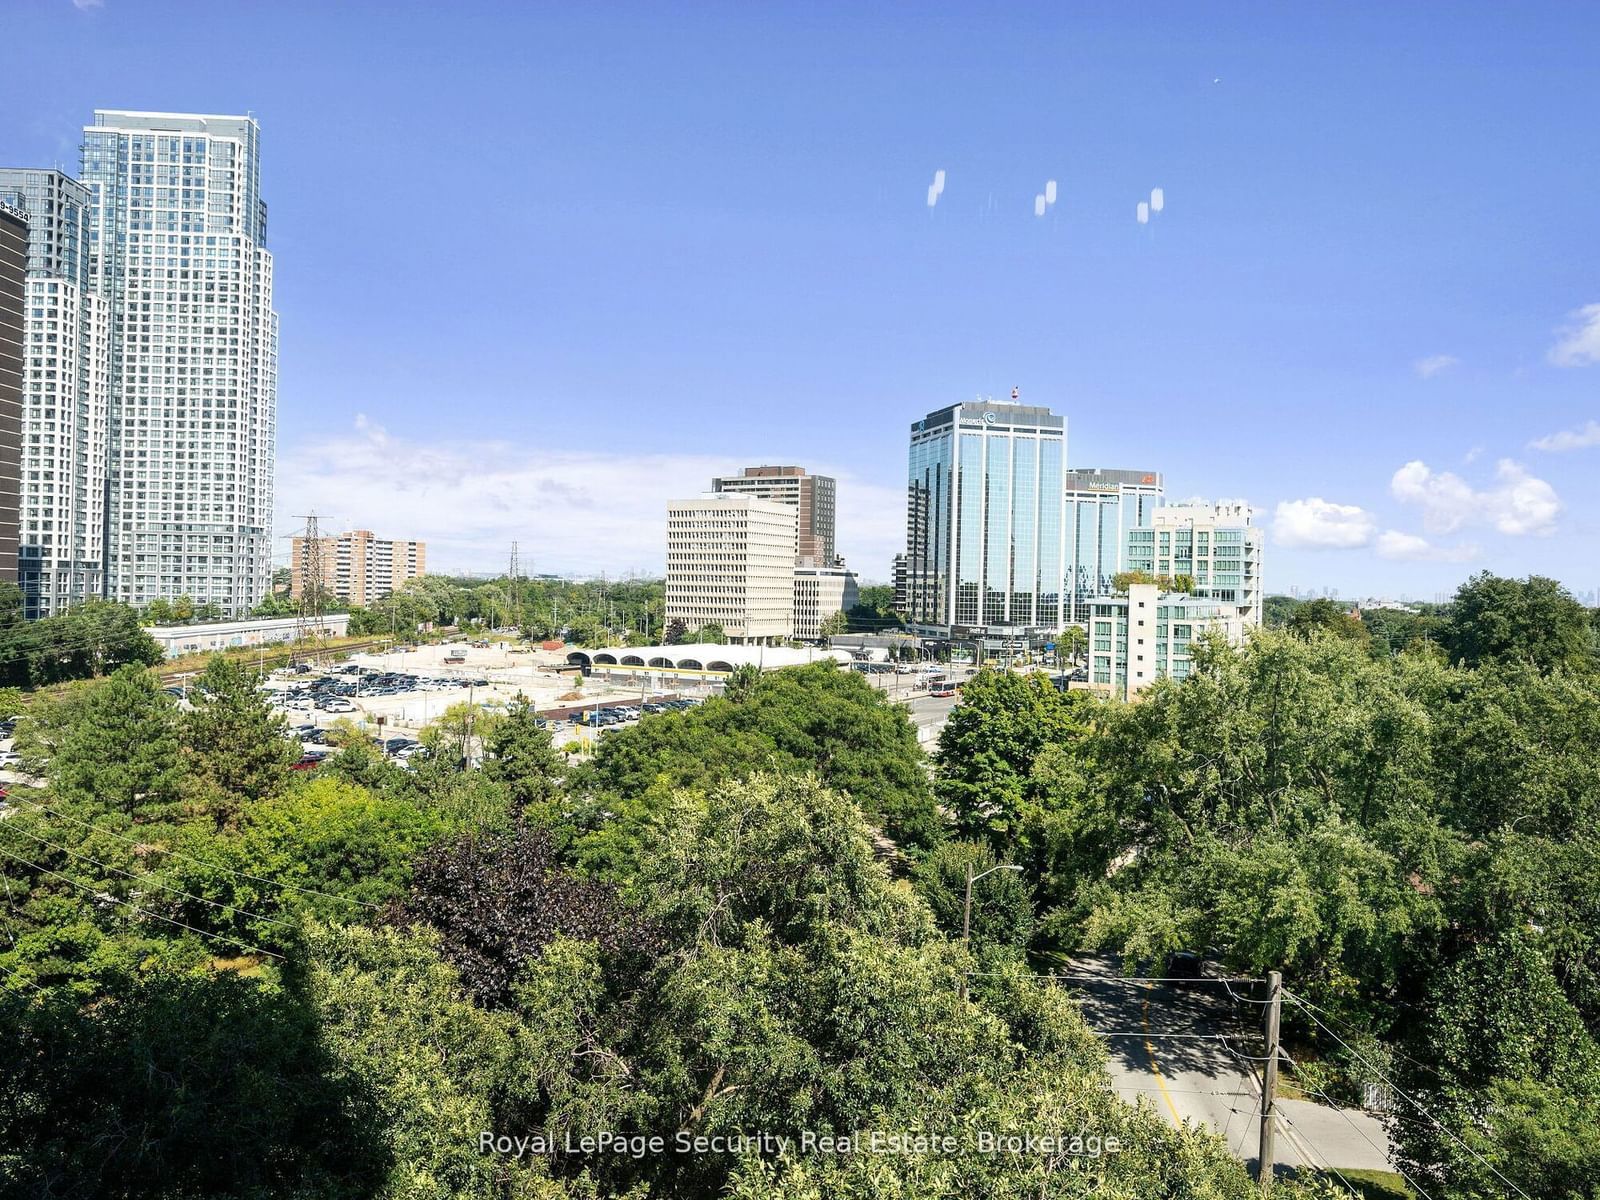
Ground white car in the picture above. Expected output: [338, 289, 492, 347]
[322, 699, 356, 713]
[0, 751, 22, 767]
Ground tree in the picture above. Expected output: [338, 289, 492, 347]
[722, 663, 762, 703]
[1393, 932, 1600, 1197]
[912, 839, 1034, 954]
[0, 686, 23, 721]
[663, 618, 688, 645]
[419, 701, 499, 773]
[1056, 625, 1087, 668]
[934, 669, 1093, 850]
[49, 664, 183, 818]
[572, 662, 941, 866]
[144, 596, 175, 624]
[689, 622, 727, 644]
[482, 701, 566, 815]
[0, 969, 386, 1199]
[1263, 593, 1299, 630]
[397, 823, 659, 1008]
[168, 775, 449, 945]
[180, 655, 298, 828]
[817, 609, 850, 638]
[1286, 596, 1369, 644]
[847, 584, 905, 631]
[304, 922, 550, 1199]
[1440, 572, 1592, 672]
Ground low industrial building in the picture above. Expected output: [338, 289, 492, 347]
[144, 613, 352, 659]
[565, 642, 852, 678]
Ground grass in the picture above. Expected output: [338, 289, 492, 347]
[1313, 1168, 1413, 1199]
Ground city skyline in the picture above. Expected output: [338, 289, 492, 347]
[4, 4, 1598, 597]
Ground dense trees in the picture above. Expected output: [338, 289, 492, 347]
[846, 582, 903, 631]
[5, 570, 1594, 1197]
[1440, 570, 1593, 671]
[571, 661, 941, 864]
[0, 593, 163, 687]
[1285, 596, 1368, 643]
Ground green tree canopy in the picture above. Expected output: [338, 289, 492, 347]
[570, 662, 940, 869]
[1440, 571, 1592, 672]
[180, 655, 298, 828]
[48, 664, 183, 819]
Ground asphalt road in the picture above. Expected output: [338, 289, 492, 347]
[1064, 955, 1394, 1180]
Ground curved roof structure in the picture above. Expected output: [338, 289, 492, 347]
[565, 643, 853, 674]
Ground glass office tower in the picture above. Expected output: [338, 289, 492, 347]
[904, 398, 1065, 639]
[1064, 467, 1164, 625]
[80, 111, 276, 615]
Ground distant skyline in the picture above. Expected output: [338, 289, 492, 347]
[4, 2, 1598, 596]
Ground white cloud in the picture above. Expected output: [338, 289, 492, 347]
[277, 417, 906, 580]
[1413, 354, 1459, 379]
[1529, 419, 1600, 453]
[1390, 458, 1560, 536]
[71, 0, 103, 10]
[1271, 498, 1376, 549]
[1549, 303, 1600, 367]
[1375, 530, 1479, 563]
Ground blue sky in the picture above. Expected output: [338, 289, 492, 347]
[4, 1, 1598, 597]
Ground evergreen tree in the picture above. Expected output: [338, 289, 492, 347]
[180, 655, 298, 828]
[49, 664, 183, 818]
[482, 701, 566, 815]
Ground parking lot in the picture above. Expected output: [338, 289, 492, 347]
[251, 641, 724, 762]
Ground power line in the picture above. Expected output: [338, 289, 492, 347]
[1284, 989, 1447, 1084]
[0, 844, 285, 961]
[966, 969, 1259, 983]
[1, 821, 295, 930]
[1291, 1003, 1534, 1200]
[1268, 1104, 1364, 1198]
[0, 794, 382, 911]
[1296, 1081, 1437, 1200]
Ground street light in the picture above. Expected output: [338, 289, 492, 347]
[958, 862, 1023, 1000]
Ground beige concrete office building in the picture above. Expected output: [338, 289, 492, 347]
[665, 494, 797, 644]
[792, 563, 859, 640]
[291, 528, 425, 607]
[711, 465, 837, 566]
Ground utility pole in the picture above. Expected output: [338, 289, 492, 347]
[1256, 970, 1283, 1190]
[958, 862, 1021, 1002]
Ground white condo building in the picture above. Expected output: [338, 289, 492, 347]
[665, 494, 798, 644]
[80, 111, 277, 615]
[0, 169, 112, 616]
[1125, 500, 1264, 627]
[1088, 582, 1246, 700]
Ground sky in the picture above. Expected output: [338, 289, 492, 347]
[3, 1, 1598, 597]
